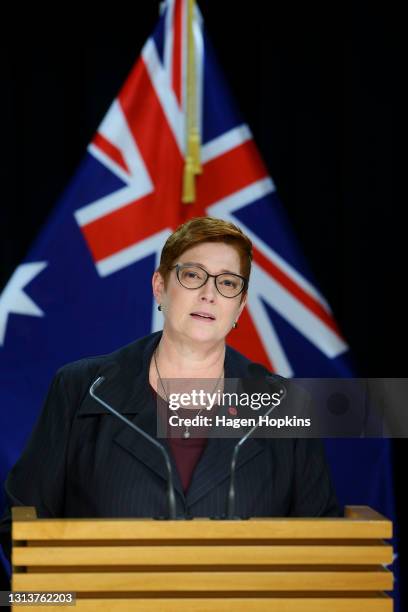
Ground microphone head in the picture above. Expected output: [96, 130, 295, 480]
[90, 376, 105, 394]
[247, 363, 287, 400]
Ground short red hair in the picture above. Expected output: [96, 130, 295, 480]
[158, 217, 252, 290]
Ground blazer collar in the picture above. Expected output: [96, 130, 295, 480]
[78, 332, 162, 416]
[78, 331, 253, 416]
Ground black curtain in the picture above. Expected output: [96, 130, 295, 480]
[0, 1, 404, 602]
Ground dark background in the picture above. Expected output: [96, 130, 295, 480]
[0, 1, 404, 602]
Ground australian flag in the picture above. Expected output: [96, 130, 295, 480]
[0, 0, 398, 604]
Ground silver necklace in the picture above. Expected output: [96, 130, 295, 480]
[153, 348, 224, 439]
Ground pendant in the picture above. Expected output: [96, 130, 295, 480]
[183, 429, 191, 439]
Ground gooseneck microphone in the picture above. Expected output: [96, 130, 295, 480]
[226, 364, 287, 519]
[89, 376, 177, 520]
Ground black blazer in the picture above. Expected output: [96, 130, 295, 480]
[0, 332, 341, 559]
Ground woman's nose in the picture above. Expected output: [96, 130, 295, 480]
[199, 278, 217, 302]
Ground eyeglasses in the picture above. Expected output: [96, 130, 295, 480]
[171, 264, 248, 298]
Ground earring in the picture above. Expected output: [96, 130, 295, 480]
[232, 321, 238, 329]
[158, 304, 162, 311]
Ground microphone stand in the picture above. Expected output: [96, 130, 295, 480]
[226, 374, 287, 519]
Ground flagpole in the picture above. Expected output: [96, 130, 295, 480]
[182, 0, 202, 203]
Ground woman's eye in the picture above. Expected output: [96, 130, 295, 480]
[181, 269, 204, 280]
[221, 279, 237, 288]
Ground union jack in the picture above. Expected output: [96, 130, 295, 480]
[73, 0, 350, 377]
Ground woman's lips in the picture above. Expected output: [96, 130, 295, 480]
[190, 312, 216, 322]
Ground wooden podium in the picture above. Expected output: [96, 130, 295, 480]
[11, 505, 393, 611]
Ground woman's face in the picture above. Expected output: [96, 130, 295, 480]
[152, 241, 247, 346]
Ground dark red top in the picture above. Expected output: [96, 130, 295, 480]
[150, 384, 208, 493]
[167, 436, 208, 493]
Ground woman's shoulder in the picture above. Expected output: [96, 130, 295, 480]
[225, 343, 252, 376]
[52, 332, 161, 401]
[60, 332, 160, 372]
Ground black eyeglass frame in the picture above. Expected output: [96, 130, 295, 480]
[170, 264, 248, 298]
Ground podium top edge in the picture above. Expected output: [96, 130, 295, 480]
[11, 506, 390, 522]
[11, 506, 392, 540]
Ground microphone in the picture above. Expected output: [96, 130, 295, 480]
[226, 363, 287, 519]
[89, 376, 178, 520]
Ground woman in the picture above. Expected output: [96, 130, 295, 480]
[0, 217, 340, 556]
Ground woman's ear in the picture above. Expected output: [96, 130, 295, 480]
[236, 292, 248, 322]
[152, 271, 165, 305]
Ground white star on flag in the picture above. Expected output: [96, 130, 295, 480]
[0, 262, 47, 346]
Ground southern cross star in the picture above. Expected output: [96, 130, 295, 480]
[0, 262, 47, 346]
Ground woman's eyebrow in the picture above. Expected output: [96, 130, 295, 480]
[180, 261, 238, 274]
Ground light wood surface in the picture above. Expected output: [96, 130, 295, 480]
[13, 568, 393, 592]
[12, 542, 393, 566]
[11, 506, 394, 611]
[12, 514, 393, 541]
[23, 596, 393, 612]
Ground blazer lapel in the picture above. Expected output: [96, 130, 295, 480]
[185, 435, 265, 509]
[114, 394, 186, 501]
